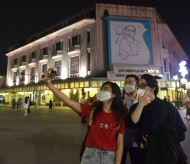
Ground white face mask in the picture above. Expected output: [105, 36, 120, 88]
[137, 88, 146, 97]
[124, 84, 135, 93]
[99, 90, 111, 104]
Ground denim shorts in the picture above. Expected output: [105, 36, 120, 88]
[81, 147, 115, 164]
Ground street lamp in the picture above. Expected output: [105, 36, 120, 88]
[179, 61, 188, 89]
[178, 61, 188, 107]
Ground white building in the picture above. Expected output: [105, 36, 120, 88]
[2, 3, 189, 106]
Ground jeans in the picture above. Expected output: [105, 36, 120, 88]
[81, 147, 115, 164]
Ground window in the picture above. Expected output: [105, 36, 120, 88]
[87, 52, 90, 71]
[22, 56, 26, 62]
[31, 51, 36, 59]
[13, 72, 17, 83]
[14, 59, 17, 65]
[21, 70, 25, 81]
[87, 31, 90, 43]
[69, 38, 71, 47]
[56, 42, 62, 51]
[72, 36, 78, 46]
[42, 64, 47, 73]
[42, 47, 48, 55]
[30, 67, 35, 80]
[41, 64, 47, 78]
[163, 58, 167, 72]
[70, 56, 79, 74]
[71, 35, 81, 46]
[169, 62, 173, 78]
[55, 61, 61, 76]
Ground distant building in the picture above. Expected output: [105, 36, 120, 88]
[2, 3, 188, 106]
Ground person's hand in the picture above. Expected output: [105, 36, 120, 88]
[45, 68, 55, 87]
[45, 68, 57, 79]
[45, 78, 52, 87]
[138, 88, 155, 107]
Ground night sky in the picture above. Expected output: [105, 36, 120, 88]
[1, 0, 190, 73]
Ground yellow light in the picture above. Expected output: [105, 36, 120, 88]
[73, 88, 77, 94]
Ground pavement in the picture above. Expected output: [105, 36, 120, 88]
[0, 105, 189, 164]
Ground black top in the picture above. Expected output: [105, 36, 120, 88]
[126, 97, 187, 142]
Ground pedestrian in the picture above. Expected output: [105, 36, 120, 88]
[126, 74, 187, 164]
[168, 95, 171, 102]
[45, 71, 126, 164]
[53, 101, 55, 108]
[163, 96, 167, 101]
[2, 98, 5, 105]
[49, 98, 53, 109]
[18, 98, 23, 110]
[27, 97, 31, 114]
[80, 92, 87, 123]
[185, 96, 190, 119]
[122, 75, 144, 164]
[24, 97, 29, 116]
[12, 98, 16, 111]
[16, 99, 19, 110]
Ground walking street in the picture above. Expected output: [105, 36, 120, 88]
[0, 105, 189, 164]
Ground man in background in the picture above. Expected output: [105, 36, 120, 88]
[122, 74, 143, 164]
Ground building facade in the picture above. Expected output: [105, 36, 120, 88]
[2, 3, 189, 106]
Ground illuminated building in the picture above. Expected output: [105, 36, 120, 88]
[1, 3, 189, 106]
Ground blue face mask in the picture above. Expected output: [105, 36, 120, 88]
[99, 90, 111, 104]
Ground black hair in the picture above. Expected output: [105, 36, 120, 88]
[24, 97, 28, 104]
[125, 74, 139, 83]
[92, 81, 126, 126]
[140, 74, 159, 95]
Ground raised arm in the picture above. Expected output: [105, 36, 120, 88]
[131, 91, 153, 123]
[46, 79, 81, 113]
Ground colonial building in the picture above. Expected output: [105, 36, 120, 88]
[2, 3, 189, 106]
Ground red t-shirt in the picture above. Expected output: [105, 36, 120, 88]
[80, 104, 125, 151]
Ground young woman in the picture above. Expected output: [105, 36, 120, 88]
[23, 97, 29, 116]
[126, 74, 187, 164]
[46, 76, 126, 164]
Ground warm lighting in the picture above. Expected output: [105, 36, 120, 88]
[18, 92, 24, 95]
[45, 90, 49, 95]
[84, 88, 92, 92]
[73, 88, 77, 94]
[64, 89, 71, 92]
[80, 67, 87, 78]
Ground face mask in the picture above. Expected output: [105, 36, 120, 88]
[124, 84, 135, 93]
[99, 90, 111, 104]
[137, 88, 146, 97]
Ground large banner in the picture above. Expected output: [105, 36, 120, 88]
[107, 18, 153, 67]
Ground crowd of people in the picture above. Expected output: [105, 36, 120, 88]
[44, 66, 188, 164]
[11, 97, 31, 115]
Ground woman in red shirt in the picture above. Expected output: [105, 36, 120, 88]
[46, 77, 126, 164]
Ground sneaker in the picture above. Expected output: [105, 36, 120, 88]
[24, 114, 28, 116]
